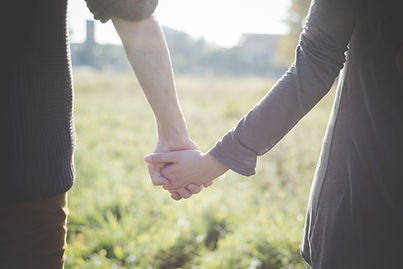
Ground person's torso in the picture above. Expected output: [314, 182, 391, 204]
[303, 1, 403, 267]
[2, 0, 75, 204]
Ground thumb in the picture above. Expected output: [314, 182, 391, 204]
[144, 151, 180, 164]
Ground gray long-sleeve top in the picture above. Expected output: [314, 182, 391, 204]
[209, 0, 403, 268]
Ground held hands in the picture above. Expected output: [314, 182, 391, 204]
[147, 136, 198, 186]
[145, 149, 228, 200]
[146, 134, 210, 199]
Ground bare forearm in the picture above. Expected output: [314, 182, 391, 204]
[112, 16, 188, 141]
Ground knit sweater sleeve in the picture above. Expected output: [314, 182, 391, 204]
[85, 0, 158, 23]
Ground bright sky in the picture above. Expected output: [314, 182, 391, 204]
[68, 0, 291, 48]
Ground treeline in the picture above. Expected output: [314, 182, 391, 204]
[163, 28, 286, 77]
[71, 27, 286, 77]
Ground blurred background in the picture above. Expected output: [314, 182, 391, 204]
[66, 0, 335, 268]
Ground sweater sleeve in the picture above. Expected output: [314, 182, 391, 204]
[85, 0, 158, 23]
[209, 0, 361, 176]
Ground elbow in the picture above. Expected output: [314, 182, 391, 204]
[298, 27, 348, 71]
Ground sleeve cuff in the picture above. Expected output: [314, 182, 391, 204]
[208, 129, 257, 177]
[86, 0, 159, 23]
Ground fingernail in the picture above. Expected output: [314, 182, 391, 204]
[144, 155, 152, 162]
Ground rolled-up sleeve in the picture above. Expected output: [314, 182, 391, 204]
[85, 0, 158, 23]
[209, 0, 360, 176]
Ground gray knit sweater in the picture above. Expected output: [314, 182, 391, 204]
[2, 0, 157, 204]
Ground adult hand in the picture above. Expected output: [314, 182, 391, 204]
[147, 136, 213, 199]
[145, 150, 228, 199]
[147, 136, 197, 186]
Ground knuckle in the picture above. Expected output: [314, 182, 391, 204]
[160, 168, 170, 178]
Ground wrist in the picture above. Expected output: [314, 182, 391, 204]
[204, 153, 229, 175]
[156, 134, 197, 152]
[157, 112, 189, 140]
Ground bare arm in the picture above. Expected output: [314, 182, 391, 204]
[112, 16, 200, 186]
[112, 16, 188, 144]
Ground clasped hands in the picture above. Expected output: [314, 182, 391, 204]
[145, 137, 228, 200]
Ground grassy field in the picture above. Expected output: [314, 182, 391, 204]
[66, 71, 335, 268]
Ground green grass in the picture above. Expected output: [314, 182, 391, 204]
[66, 70, 335, 268]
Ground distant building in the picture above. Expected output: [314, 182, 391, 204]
[236, 33, 285, 74]
[85, 20, 95, 46]
[70, 20, 96, 67]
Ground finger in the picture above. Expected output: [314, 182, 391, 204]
[144, 152, 179, 164]
[160, 165, 172, 179]
[147, 163, 169, 186]
[187, 184, 202, 194]
[170, 191, 182, 201]
[163, 183, 181, 191]
[176, 187, 192, 199]
[203, 181, 213, 188]
[161, 166, 180, 190]
[160, 166, 173, 189]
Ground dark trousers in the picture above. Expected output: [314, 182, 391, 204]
[0, 193, 68, 269]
